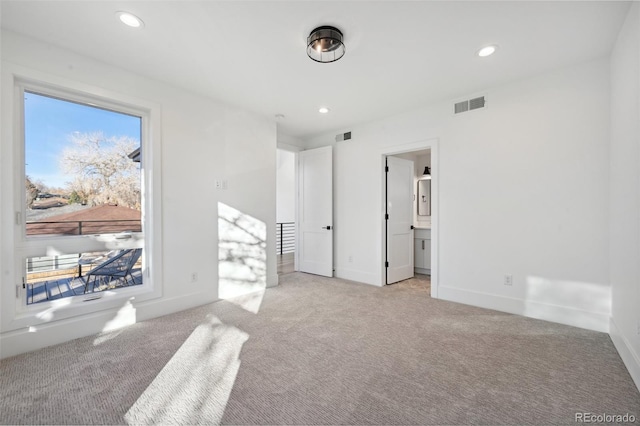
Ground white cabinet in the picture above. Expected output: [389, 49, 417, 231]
[414, 228, 431, 274]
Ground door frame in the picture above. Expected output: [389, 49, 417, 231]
[380, 138, 439, 298]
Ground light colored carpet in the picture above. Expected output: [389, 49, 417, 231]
[1, 272, 638, 425]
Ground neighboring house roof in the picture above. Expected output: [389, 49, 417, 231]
[28, 204, 141, 236]
[38, 204, 141, 222]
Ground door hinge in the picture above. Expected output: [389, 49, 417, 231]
[22, 276, 26, 289]
[385, 214, 389, 220]
[385, 166, 389, 172]
[385, 261, 389, 268]
[15, 211, 22, 225]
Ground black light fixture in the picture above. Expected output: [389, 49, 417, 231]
[307, 26, 345, 63]
[423, 166, 432, 179]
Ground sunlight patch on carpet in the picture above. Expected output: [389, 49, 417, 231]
[124, 315, 248, 424]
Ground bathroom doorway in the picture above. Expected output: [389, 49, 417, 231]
[381, 139, 438, 298]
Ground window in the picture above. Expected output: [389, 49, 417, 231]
[24, 92, 142, 239]
[9, 77, 161, 313]
[25, 249, 143, 305]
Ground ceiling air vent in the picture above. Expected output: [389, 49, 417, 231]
[335, 131, 352, 142]
[454, 95, 487, 114]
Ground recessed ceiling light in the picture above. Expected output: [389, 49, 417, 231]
[319, 107, 330, 114]
[117, 11, 144, 28]
[477, 45, 498, 57]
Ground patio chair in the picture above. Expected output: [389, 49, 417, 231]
[82, 248, 142, 293]
[77, 250, 120, 277]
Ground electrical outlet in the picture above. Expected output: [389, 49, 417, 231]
[504, 274, 513, 286]
[191, 272, 198, 283]
[215, 180, 222, 189]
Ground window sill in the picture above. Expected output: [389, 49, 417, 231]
[5, 281, 162, 333]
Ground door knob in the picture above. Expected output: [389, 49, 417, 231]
[323, 226, 331, 230]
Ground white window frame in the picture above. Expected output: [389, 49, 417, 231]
[1, 64, 163, 332]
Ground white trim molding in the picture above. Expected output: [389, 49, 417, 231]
[438, 285, 610, 333]
[609, 318, 640, 393]
[1, 62, 164, 355]
[379, 138, 439, 296]
[0, 290, 216, 359]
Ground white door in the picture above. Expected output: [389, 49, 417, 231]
[298, 146, 333, 277]
[386, 156, 414, 284]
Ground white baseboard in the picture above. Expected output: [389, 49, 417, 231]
[609, 318, 640, 393]
[335, 267, 380, 287]
[135, 291, 218, 322]
[0, 291, 218, 359]
[438, 285, 610, 333]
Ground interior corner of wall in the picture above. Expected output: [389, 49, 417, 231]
[609, 316, 640, 392]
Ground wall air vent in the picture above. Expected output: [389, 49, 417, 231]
[335, 131, 352, 142]
[454, 100, 469, 114]
[454, 95, 487, 114]
[469, 96, 485, 110]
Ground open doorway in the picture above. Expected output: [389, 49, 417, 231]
[277, 144, 334, 278]
[276, 149, 296, 274]
[381, 139, 438, 298]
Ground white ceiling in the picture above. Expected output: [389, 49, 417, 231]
[0, 1, 631, 140]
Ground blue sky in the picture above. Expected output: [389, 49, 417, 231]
[25, 91, 141, 189]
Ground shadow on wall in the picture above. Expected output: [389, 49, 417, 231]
[217, 202, 267, 313]
[525, 276, 611, 332]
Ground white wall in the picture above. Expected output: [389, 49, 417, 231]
[609, 3, 640, 391]
[276, 149, 295, 223]
[305, 57, 611, 332]
[277, 132, 305, 152]
[0, 31, 277, 357]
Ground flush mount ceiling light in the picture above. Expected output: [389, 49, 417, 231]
[117, 11, 144, 28]
[318, 107, 330, 114]
[477, 45, 498, 57]
[307, 26, 345, 63]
